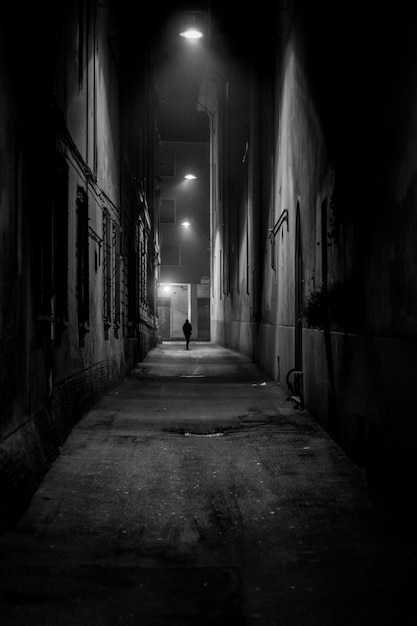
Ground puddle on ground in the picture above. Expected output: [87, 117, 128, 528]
[184, 431, 225, 438]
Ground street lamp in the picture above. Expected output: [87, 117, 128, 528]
[181, 217, 211, 249]
[180, 27, 203, 40]
[179, 12, 205, 40]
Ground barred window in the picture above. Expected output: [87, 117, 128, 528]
[139, 220, 148, 304]
[113, 223, 121, 327]
[103, 211, 112, 323]
[127, 228, 138, 328]
[76, 187, 89, 344]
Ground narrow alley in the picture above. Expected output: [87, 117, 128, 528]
[1, 343, 415, 626]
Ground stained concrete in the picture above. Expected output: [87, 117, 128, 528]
[0, 342, 416, 625]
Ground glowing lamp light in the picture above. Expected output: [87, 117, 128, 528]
[181, 220, 191, 228]
[163, 285, 171, 293]
[184, 173, 197, 180]
[179, 28, 203, 39]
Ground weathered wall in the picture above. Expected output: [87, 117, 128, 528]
[0, 3, 60, 530]
[326, 4, 417, 493]
[50, 0, 125, 424]
[209, 0, 417, 500]
[0, 0, 160, 530]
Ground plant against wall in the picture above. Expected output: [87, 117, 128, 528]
[303, 277, 363, 330]
[302, 289, 327, 329]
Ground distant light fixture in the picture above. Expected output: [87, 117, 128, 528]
[184, 173, 197, 180]
[180, 27, 203, 40]
[179, 11, 205, 40]
[163, 285, 171, 293]
[181, 220, 191, 228]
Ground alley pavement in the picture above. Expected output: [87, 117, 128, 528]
[1, 342, 416, 625]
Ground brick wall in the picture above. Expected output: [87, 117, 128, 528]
[0, 410, 60, 533]
[0, 353, 125, 532]
[52, 353, 124, 440]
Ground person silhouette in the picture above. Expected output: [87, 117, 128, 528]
[182, 319, 192, 350]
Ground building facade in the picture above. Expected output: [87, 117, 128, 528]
[0, 0, 160, 529]
[157, 140, 211, 341]
[204, 1, 417, 499]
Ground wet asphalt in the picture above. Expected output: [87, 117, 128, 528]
[0, 341, 416, 625]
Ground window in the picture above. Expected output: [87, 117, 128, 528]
[159, 152, 175, 177]
[76, 187, 89, 344]
[127, 230, 138, 331]
[139, 220, 148, 304]
[113, 223, 121, 333]
[160, 198, 176, 224]
[103, 211, 112, 325]
[161, 245, 180, 266]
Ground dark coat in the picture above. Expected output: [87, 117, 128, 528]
[183, 321, 192, 338]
